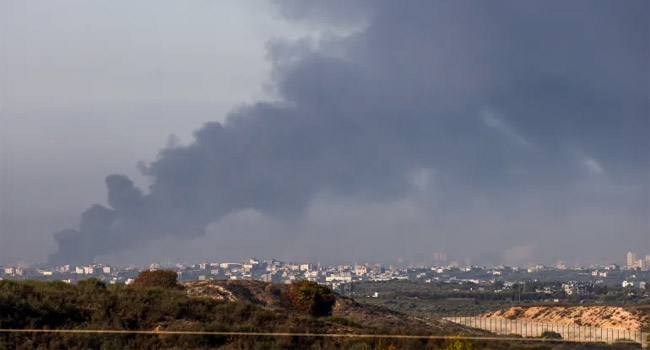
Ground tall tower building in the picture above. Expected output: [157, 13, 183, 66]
[626, 252, 637, 268]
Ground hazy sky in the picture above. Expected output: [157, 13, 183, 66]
[1, 0, 648, 267]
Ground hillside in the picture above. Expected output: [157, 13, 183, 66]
[0, 278, 481, 349]
[2, 278, 645, 349]
[482, 305, 650, 331]
[183, 279, 469, 334]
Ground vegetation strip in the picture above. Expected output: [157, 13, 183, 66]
[0, 329, 640, 343]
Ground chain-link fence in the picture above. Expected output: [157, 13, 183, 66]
[444, 316, 648, 347]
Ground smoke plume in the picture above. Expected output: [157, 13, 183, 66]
[49, 0, 648, 265]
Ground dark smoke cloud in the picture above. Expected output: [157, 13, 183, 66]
[49, 0, 648, 265]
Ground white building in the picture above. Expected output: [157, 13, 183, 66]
[219, 262, 240, 269]
[627, 252, 637, 268]
[326, 274, 352, 283]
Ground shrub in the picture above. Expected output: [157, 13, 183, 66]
[287, 280, 336, 317]
[321, 315, 361, 328]
[442, 333, 474, 350]
[540, 331, 562, 339]
[132, 270, 182, 290]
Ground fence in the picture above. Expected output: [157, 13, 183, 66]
[444, 316, 648, 347]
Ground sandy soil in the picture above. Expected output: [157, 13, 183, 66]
[482, 306, 649, 330]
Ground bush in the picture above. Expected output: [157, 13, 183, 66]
[287, 280, 336, 317]
[131, 270, 182, 290]
[540, 331, 562, 339]
[442, 333, 474, 350]
[321, 315, 361, 328]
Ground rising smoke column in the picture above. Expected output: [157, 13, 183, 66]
[49, 0, 648, 265]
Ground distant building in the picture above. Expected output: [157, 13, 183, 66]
[326, 274, 352, 283]
[627, 252, 637, 268]
[433, 251, 447, 263]
[219, 262, 240, 269]
[562, 282, 577, 295]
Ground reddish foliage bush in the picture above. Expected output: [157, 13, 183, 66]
[132, 269, 182, 289]
[287, 280, 335, 317]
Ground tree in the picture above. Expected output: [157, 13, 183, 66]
[287, 280, 336, 317]
[132, 270, 182, 290]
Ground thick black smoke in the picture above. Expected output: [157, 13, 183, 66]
[49, 0, 648, 265]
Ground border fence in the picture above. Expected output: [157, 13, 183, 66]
[444, 316, 648, 347]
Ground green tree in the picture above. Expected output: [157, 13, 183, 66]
[287, 280, 336, 317]
[132, 270, 182, 290]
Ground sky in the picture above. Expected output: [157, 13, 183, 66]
[1, 0, 648, 267]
